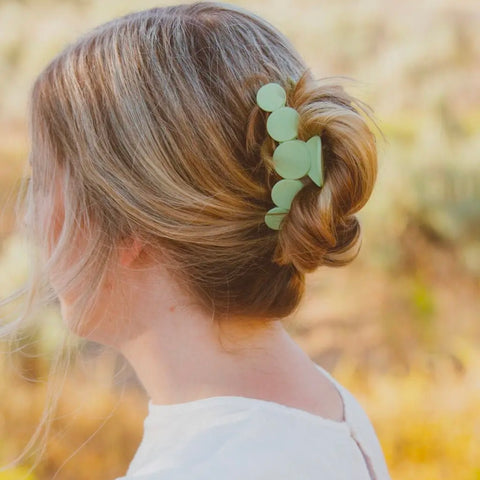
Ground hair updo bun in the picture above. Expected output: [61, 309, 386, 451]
[268, 73, 378, 273]
[21, 2, 379, 325]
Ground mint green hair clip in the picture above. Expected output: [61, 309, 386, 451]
[256, 82, 324, 231]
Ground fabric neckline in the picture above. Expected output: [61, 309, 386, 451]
[147, 363, 349, 430]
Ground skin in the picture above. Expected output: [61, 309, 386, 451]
[50, 179, 345, 422]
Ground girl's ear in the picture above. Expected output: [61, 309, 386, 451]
[118, 235, 145, 267]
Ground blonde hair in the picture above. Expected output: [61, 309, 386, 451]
[0, 1, 378, 470]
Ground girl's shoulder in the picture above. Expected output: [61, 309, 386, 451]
[314, 363, 391, 480]
[314, 363, 379, 438]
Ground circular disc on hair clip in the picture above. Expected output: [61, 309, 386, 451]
[267, 107, 299, 142]
[256, 83, 287, 112]
[264, 207, 288, 231]
[271, 179, 304, 210]
[306, 135, 323, 187]
[272, 139, 310, 179]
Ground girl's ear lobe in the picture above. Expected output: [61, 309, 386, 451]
[118, 235, 145, 267]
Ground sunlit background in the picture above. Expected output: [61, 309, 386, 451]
[0, 0, 479, 479]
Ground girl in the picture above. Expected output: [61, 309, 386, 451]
[3, 2, 391, 479]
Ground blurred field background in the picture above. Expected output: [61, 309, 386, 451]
[0, 0, 479, 479]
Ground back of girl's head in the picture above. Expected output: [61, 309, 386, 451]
[25, 1, 378, 327]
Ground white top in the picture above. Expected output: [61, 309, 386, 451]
[114, 364, 391, 480]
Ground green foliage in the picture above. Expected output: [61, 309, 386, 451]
[409, 274, 436, 348]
